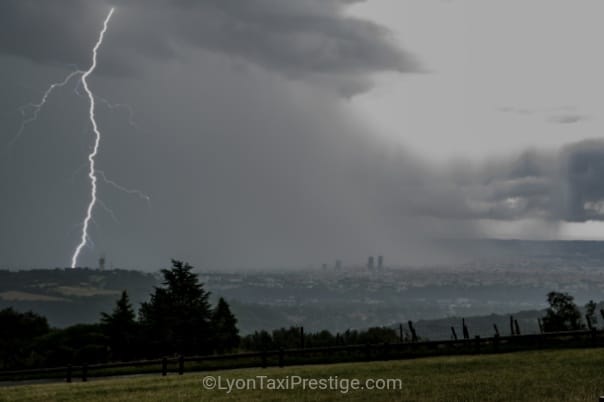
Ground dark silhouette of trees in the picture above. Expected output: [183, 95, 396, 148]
[240, 326, 400, 351]
[542, 291, 584, 332]
[139, 260, 212, 356]
[101, 290, 138, 361]
[0, 308, 49, 369]
[36, 324, 108, 367]
[211, 297, 239, 353]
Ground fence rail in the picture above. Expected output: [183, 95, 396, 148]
[1, 329, 602, 383]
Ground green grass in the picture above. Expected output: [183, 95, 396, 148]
[1, 348, 603, 401]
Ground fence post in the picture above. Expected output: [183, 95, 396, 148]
[493, 333, 499, 352]
[538, 318, 544, 334]
[510, 316, 515, 336]
[451, 326, 458, 341]
[474, 336, 481, 353]
[162, 357, 168, 377]
[279, 348, 284, 367]
[178, 355, 184, 375]
[399, 323, 404, 343]
[514, 320, 521, 336]
[66, 365, 72, 383]
[408, 321, 418, 342]
[462, 319, 469, 340]
[493, 324, 499, 337]
[300, 327, 305, 349]
[82, 364, 88, 382]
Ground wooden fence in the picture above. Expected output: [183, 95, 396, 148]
[1, 328, 602, 383]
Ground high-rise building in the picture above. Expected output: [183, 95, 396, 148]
[335, 260, 342, 271]
[377, 255, 384, 270]
[367, 256, 374, 271]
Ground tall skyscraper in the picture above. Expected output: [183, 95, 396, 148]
[367, 256, 374, 271]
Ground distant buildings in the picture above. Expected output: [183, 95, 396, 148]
[324, 256, 385, 273]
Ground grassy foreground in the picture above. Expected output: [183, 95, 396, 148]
[1, 348, 603, 402]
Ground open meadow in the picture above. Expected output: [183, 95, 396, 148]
[1, 348, 603, 402]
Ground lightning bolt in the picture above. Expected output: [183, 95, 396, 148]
[73, 81, 138, 129]
[70, 8, 115, 269]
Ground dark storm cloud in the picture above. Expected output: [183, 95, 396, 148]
[558, 140, 604, 221]
[443, 140, 604, 223]
[0, 0, 418, 93]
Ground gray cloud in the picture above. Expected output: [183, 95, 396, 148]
[498, 106, 590, 125]
[0, 0, 419, 94]
[440, 140, 604, 223]
[548, 113, 589, 125]
[498, 107, 534, 116]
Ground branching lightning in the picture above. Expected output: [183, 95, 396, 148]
[8, 70, 83, 148]
[97, 198, 120, 224]
[70, 8, 115, 269]
[97, 170, 152, 208]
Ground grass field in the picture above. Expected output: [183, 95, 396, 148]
[1, 348, 603, 401]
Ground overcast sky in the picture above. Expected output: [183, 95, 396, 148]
[1, 0, 604, 270]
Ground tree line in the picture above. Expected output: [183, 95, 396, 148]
[0, 261, 602, 370]
[0, 260, 238, 369]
